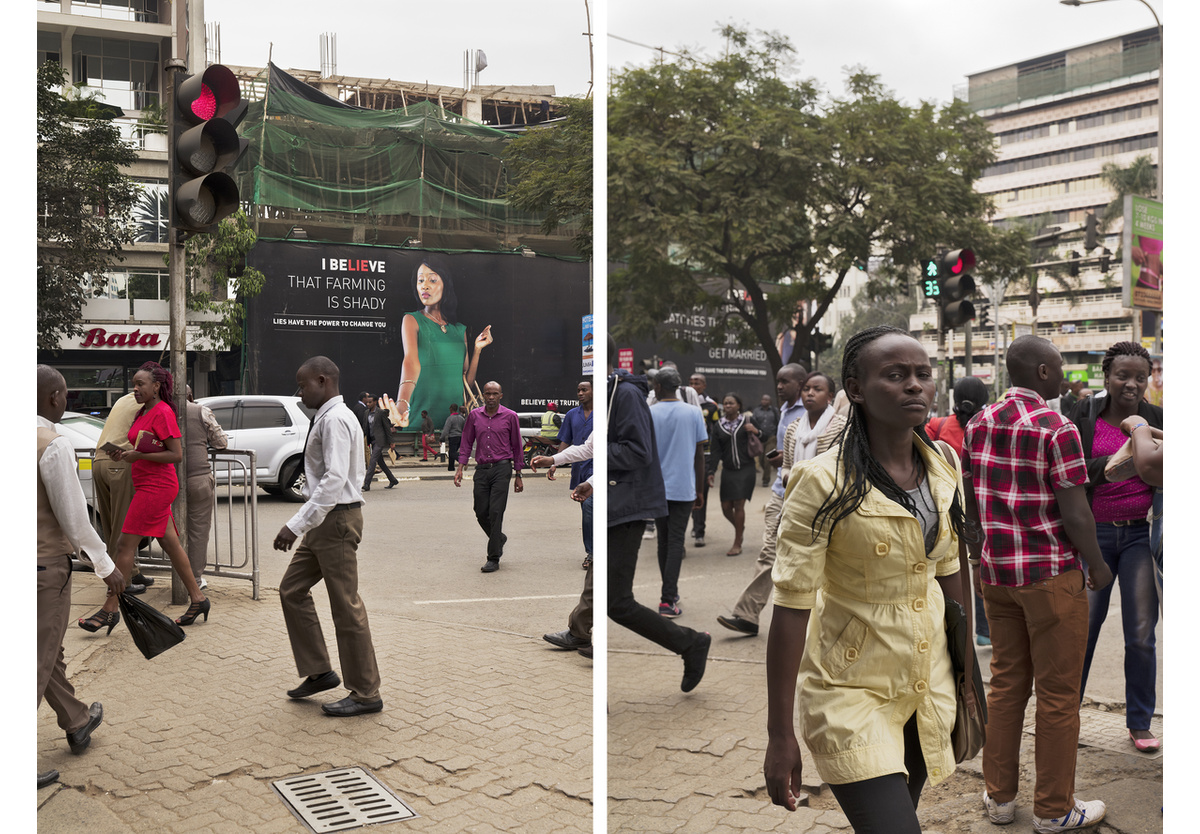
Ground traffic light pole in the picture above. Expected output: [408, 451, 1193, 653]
[166, 56, 189, 606]
[936, 305, 948, 417]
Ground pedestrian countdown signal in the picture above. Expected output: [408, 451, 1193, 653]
[920, 259, 941, 298]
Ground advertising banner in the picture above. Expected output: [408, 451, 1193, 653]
[244, 241, 590, 427]
[1123, 195, 1163, 311]
[582, 314, 594, 374]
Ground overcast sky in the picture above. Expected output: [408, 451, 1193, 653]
[202, 0, 597, 98]
[608, 0, 1164, 106]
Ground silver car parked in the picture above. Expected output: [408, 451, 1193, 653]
[198, 395, 315, 502]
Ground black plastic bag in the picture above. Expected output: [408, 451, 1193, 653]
[117, 591, 187, 659]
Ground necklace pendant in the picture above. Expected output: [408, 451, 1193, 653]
[440, 324, 447, 333]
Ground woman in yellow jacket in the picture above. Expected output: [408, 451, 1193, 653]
[765, 326, 974, 834]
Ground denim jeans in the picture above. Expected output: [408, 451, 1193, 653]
[581, 494, 594, 556]
[656, 500, 693, 605]
[1150, 490, 1163, 580]
[1080, 521, 1158, 730]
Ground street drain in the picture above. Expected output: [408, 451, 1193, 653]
[272, 767, 419, 832]
[1025, 707, 1163, 760]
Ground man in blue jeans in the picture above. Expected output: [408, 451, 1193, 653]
[607, 337, 710, 692]
[649, 367, 708, 618]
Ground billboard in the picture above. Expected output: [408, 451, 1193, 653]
[1123, 195, 1162, 311]
[244, 241, 590, 427]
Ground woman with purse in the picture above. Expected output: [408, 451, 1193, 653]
[1067, 341, 1163, 752]
[706, 393, 760, 556]
[764, 326, 974, 833]
[80, 362, 210, 633]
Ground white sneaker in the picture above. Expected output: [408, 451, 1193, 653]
[983, 791, 1015, 824]
[198, 578, 208, 590]
[1032, 798, 1106, 832]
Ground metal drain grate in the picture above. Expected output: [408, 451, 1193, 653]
[1025, 707, 1163, 760]
[272, 767, 419, 833]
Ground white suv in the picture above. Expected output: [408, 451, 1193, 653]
[198, 395, 316, 502]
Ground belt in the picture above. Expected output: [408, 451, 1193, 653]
[474, 461, 512, 470]
[334, 502, 362, 511]
[1103, 518, 1148, 527]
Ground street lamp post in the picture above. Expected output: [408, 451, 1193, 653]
[1059, 0, 1162, 200]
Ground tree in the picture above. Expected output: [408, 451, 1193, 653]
[503, 97, 593, 260]
[608, 28, 1010, 376]
[823, 282, 920, 382]
[38, 61, 139, 350]
[177, 210, 267, 351]
[1099, 154, 1157, 231]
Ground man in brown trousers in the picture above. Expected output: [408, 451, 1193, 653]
[184, 385, 229, 587]
[37, 365, 126, 788]
[274, 356, 383, 717]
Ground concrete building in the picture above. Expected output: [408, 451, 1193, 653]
[910, 27, 1160, 390]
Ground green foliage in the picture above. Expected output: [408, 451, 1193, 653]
[608, 29, 1011, 375]
[37, 61, 139, 350]
[502, 97, 593, 259]
[823, 279, 920, 382]
[178, 211, 266, 350]
[1099, 154, 1157, 230]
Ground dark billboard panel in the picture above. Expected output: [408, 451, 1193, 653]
[245, 241, 590, 427]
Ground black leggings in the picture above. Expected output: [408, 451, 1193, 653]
[827, 714, 927, 834]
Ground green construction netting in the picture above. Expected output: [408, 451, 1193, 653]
[231, 65, 547, 234]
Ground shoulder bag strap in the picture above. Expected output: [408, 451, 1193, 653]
[935, 439, 975, 688]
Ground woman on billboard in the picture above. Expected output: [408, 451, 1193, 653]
[392, 256, 493, 428]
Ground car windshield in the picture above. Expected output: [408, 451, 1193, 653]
[61, 414, 105, 431]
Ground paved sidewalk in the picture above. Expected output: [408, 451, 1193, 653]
[38, 578, 592, 833]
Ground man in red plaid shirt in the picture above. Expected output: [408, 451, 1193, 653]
[961, 335, 1113, 833]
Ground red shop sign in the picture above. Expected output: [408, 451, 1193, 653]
[79, 327, 163, 348]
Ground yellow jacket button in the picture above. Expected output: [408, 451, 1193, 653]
[846, 647, 859, 661]
[914, 562, 927, 573]
[915, 680, 928, 693]
[875, 542, 889, 556]
[913, 599, 926, 611]
[931, 768, 941, 778]
[918, 640, 930, 652]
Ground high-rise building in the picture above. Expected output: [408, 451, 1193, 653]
[911, 27, 1160, 390]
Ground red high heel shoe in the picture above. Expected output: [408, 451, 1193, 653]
[175, 598, 211, 626]
[79, 609, 119, 635]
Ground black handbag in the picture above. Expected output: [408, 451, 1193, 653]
[117, 591, 187, 660]
[935, 440, 988, 763]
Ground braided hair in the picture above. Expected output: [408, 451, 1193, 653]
[137, 361, 176, 417]
[808, 325, 973, 547]
[1101, 340, 1152, 376]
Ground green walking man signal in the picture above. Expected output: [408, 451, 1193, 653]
[920, 259, 941, 298]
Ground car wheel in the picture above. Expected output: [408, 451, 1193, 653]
[282, 459, 307, 503]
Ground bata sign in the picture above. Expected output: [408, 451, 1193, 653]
[79, 327, 163, 348]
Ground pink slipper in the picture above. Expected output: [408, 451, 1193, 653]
[1130, 730, 1161, 752]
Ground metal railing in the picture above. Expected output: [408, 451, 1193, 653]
[76, 448, 261, 599]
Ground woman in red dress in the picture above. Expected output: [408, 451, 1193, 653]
[79, 362, 211, 632]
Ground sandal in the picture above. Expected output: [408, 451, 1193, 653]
[79, 609, 120, 635]
[175, 597, 211, 626]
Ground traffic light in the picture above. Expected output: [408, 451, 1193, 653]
[172, 65, 249, 234]
[937, 248, 976, 329]
[976, 298, 991, 328]
[1084, 213, 1099, 250]
[812, 329, 833, 354]
[1099, 248, 1112, 273]
[1067, 251, 1080, 277]
[919, 259, 941, 299]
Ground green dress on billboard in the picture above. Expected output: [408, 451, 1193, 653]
[404, 312, 467, 429]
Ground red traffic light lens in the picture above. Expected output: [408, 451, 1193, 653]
[949, 248, 976, 275]
[190, 84, 217, 121]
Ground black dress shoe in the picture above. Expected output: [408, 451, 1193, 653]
[716, 614, 759, 636]
[322, 696, 383, 717]
[67, 702, 103, 754]
[287, 671, 340, 699]
[125, 583, 147, 596]
[577, 644, 593, 659]
[543, 630, 589, 650]
[131, 573, 155, 587]
[385, 482, 397, 489]
[681, 633, 711, 693]
[481, 559, 500, 573]
[362, 485, 371, 491]
[37, 769, 59, 789]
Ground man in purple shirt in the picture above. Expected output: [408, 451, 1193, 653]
[455, 381, 524, 572]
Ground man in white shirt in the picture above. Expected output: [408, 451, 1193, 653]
[273, 356, 382, 717]
[533, 433, 594, 657]
[37, 366, 126, 789]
